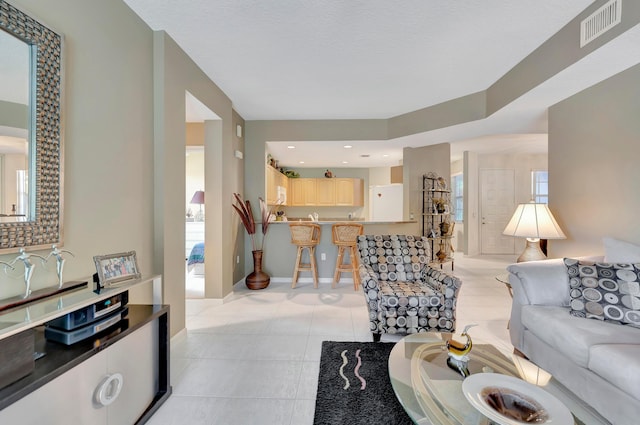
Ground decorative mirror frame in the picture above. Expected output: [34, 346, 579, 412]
[0, 1, 63, 252]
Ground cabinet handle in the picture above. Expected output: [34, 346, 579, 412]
[95, 373, 124, 406]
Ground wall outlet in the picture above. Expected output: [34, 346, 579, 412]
[321, 253, 326, 261]
[236, 255, 240, 264]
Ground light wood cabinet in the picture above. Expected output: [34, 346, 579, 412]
[316, 179, 336, 206]
[336, 178, 364, 206]
[277, 172, 288, 202]
[391, 166, 403, 184]
[289, 178, 317, 206]
[265, 165, 288, 205]
[289, 177, 363, 207]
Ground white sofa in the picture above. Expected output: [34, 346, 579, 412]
[508, 257, 640, 425]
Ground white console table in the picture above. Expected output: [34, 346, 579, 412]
[0, 276, 170, 425]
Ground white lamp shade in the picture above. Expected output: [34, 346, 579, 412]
[503, 203, 566, 240]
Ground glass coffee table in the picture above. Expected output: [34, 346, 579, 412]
[388, 333, 608, 425]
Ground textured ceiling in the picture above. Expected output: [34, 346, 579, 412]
[123, 0, 638, 167]
[124, 0, 594, 120]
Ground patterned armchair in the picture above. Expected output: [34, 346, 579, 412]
[357, 234, 462, 341]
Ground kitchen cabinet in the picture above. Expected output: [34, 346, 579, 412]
[336, 178, 364, 206]
[265, 165, 288, 205]
[289, 178, 363, 207]
[390, 166, 403, 184]
[289, 178, 317, 206]
[316, 179, 336, 206]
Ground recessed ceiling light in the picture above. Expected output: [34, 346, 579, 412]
[342, 161, 349, 164]
[299, 161, 305, 164]
[287, 145, 295, 149]
[383, 154, 389, 157]
[343, 145, 353, 149]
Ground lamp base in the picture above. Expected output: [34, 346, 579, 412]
[517, 238, 547, 262]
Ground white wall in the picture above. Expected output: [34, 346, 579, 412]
[185, 149, 204, 217]
[6, 0, 242, 337]
[403, 143, 451, 232]
[154, 32, 240, 335]
[462, 151, 547, 255]
[549, 63, 640, 257]
[368, 167, 392, 186]
[3, 0, 155, 301]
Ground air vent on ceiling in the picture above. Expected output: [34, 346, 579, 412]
[580, 0, 622, 48]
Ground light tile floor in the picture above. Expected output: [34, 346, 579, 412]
[148, 253, 516, 425]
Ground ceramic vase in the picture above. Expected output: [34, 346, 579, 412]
[245, 250, 270, 290]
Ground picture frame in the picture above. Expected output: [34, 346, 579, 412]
[93, 251, 141, 286]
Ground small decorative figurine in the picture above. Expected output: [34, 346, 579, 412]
[446, 324, 478, 377]
[324, 169, 333, 178]
[45, 245, 75, 288]
[7, 248, 47, 299]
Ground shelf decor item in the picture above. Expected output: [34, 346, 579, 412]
[232, 193, 272, 289]
[422, 174, 454, 269]
[436, 241, 447, 262]
[440, 220, 450, 235]
[434, 198, 447, 213]
[93, 251, 141, 287]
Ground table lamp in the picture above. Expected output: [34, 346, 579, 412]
[503, 202, 565, 262]
[190, 190, 205, 221]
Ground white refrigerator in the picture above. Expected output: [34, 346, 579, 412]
[369, 184, 404, 221]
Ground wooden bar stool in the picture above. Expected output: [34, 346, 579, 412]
[331, 223, 363, 290]
[289, 222, 321, 288]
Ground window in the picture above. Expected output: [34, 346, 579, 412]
[532, 170, 548, 204]
[451, 173, 463, 222]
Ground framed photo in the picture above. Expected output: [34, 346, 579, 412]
[93, 251, 141, 286]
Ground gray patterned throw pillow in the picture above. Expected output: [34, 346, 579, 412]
[564, 258, 640, 327]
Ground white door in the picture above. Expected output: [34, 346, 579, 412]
[480, 169, 516, 254]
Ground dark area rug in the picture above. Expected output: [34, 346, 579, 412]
[313, 341, 413, 425]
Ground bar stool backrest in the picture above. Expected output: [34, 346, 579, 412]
[332, 223, 363, 246]
[289, 222, 321, 246]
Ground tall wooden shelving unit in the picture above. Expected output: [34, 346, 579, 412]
[422, 174, 454, 270]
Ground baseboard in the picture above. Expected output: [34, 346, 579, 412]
[170, 328, 187, 345]
[269, 277, 354, 284]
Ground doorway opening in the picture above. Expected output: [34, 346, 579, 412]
[184, 91, 220, 299]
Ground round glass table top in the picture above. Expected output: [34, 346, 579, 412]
[387, 333, 607, 425]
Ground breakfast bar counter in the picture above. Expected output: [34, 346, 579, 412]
[261, 220, 419, 284]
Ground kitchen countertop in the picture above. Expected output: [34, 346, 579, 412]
[258, 220, 421, 279]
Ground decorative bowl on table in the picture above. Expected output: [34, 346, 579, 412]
[461, 373, 573, 425]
